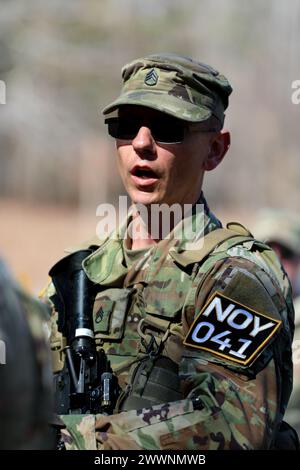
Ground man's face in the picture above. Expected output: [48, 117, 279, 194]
[114, 106, 219, 208]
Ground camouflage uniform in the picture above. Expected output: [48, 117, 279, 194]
[286, 297, 300, 435]
[253, 210, 300, 437]
[43, 54, 296, 450]
[0, 258, 54, 449]
[43, 197, 295, 450]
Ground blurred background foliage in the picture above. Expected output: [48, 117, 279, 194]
[0, 0, 300, 290]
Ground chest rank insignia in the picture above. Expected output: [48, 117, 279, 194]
[144, 68, 159, 86]
[184, 291, 282, 366]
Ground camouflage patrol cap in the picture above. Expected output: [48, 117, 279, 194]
[253, 209, 300, 256]
[102, 53, 232, 124]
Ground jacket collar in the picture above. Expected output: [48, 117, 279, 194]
[82, 193, 221, 286]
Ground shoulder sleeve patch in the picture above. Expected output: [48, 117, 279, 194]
[183, 291, 282, 366]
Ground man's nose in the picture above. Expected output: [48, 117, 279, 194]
[132, 126, 156, 154]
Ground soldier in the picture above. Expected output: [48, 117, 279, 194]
[252, 209, 300, 437]
[0, 258, 54, 449]
[43, 53, 297, 450]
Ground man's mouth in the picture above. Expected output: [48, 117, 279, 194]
[130, 166, 159, 186]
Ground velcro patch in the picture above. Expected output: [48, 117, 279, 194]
[183, 291, 282, 366]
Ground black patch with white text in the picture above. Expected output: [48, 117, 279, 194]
[183, 292, 282, 366]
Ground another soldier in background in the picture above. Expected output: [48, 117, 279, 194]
[0, 258, 54, 449]
[252, 209, 300, 436]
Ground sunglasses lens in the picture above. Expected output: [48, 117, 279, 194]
[105, 117, 185, 144]
[153, 120, 184, 143]
[106, 119, 138, 140]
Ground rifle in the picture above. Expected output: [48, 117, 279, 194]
[49, 250, 120, 416]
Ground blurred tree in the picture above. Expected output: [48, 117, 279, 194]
[0, 0, 299, 211]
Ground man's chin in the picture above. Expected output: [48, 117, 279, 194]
[130, 189, 163, 207]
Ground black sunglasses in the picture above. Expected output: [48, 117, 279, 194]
[105, 116, 187, 144]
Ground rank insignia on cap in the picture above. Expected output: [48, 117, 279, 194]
[183, 291, 282, 366]
[144, 68, 159, 86]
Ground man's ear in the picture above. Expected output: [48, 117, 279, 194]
[203, 130, 231, 171]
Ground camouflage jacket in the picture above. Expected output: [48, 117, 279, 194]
[285, 296, 300, 435]
[0, 258, 53, 449]
[43, 196, 294, 450]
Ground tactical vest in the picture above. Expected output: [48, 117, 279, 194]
[50, 222, 294, 423]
